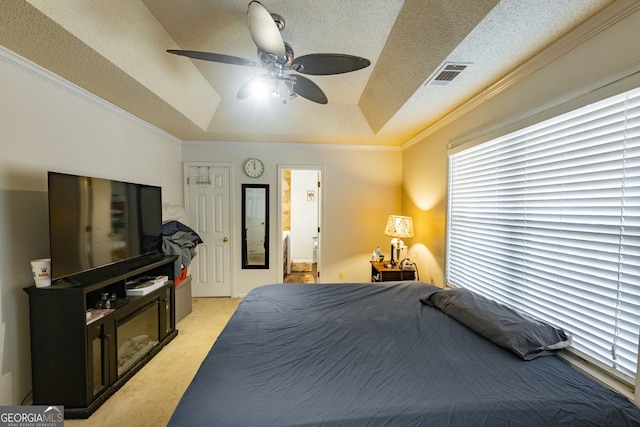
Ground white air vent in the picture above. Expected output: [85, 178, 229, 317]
[425, 63, 470, 86]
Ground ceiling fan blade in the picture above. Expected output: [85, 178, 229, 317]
[167, 50, 259, 67]
[292, 75, 328, 104]
[292, 54, 371, 75]
[247, 1, 285, 59]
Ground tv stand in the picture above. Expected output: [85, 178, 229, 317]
[24, 254, 179, 418]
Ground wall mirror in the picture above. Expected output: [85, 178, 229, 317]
[242, 184, 269, 269]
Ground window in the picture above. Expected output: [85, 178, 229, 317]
[447, 87, 640, 385]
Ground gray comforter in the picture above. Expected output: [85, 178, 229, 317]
[169, 281, 640, 426]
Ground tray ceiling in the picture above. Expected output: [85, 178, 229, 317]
[0, 0, 613, 146]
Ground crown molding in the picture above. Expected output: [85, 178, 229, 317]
[181, 140, 402, 152]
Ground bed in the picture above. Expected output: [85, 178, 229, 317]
[168, 281, 640, 426]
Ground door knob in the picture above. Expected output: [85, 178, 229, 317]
[223, 237, 229, 243]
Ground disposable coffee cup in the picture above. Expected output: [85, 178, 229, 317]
[35, 278, 51, 288]
[31, 258, 51, 288]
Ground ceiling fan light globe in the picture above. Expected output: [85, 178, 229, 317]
[285, 80, 296, 99]
[271, 81, 281, 98]
[246, 78, 272, 99]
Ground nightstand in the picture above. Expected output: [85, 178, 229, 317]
[370, 261, 415, 282]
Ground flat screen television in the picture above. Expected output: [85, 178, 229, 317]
[47, 171, 163, 280]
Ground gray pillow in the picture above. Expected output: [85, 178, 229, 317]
[420, 288, 571, 360]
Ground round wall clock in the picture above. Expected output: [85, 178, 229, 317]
[244, 158, 265, 178]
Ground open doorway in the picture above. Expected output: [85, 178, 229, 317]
[279, 166, 322, 283]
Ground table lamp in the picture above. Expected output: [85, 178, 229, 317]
[383, 215, 414, 266]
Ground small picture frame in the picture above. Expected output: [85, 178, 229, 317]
[306, 190, 315, 202]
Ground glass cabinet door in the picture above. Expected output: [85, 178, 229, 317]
[116, 301, 159, 377]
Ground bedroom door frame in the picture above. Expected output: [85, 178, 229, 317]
[278, 165, 324, 283]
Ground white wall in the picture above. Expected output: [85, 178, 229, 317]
[182, 142, 403, 296]
[0, 48, 183, 405]
[290, 170, 318, 263]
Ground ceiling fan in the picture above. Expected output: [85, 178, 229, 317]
[167, 1, 371, 105]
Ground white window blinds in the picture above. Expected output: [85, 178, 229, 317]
[447, 87, 640, 382]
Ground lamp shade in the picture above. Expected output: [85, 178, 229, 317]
[384, 215, 414, 238]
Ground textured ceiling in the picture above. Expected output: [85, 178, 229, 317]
[0, 0, 614, 146]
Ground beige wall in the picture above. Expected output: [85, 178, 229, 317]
[401, 1, 640, 287]
[0, 47, 183, 405]
[182, 142, 403, 296]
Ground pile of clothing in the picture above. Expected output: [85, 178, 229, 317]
[161, 220, 203, 278]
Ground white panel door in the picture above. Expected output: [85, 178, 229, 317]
[185, 165, 231, 296]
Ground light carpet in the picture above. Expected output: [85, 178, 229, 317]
[65, 297, 241, 427]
